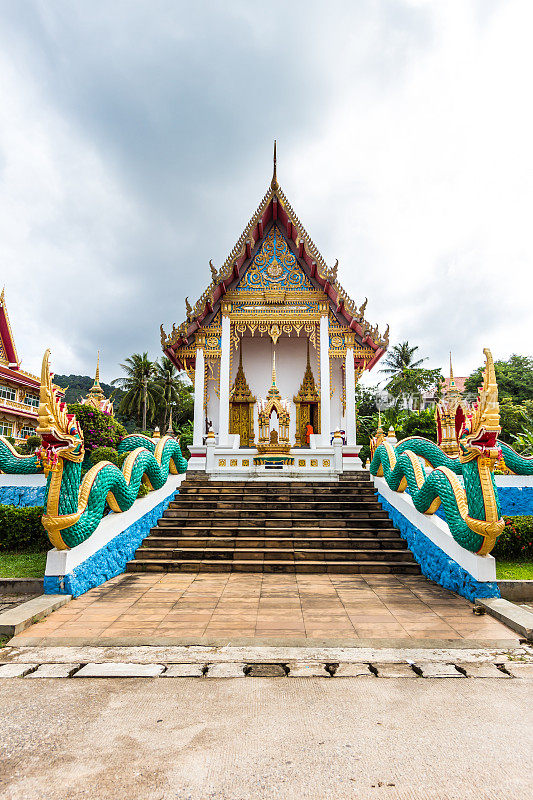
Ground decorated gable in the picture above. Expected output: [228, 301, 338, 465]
[238, 226, 314, 293]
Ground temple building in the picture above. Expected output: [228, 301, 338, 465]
[0, 288, 40, 443]
[161, 148, 388, 476]
[81, 353, 114, 415]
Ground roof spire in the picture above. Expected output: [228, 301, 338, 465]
[272, 350, 277, 385]
[449, 351, 455, 387]
[88, 351, 104, 399]
[271, 140, 278, 191]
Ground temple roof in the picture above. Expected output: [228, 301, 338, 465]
[161, 146, 388, 370]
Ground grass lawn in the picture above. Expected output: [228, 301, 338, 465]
[496, 560, 533, 580]
[0, 551, 47, 578]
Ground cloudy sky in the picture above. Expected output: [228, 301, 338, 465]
[0, 0, 531, 385]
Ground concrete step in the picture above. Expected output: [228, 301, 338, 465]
[143, 535, 407, 549]
[157, 517, 395, 530]
[171, 500, 382, 510]
[134, 546, 416, 563]
[126, 559, 421, 575]
[163, 509, 391, 521]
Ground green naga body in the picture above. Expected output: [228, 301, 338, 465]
[370, 437, 502, 554]
[499, 441, 533, 476]
[370, 349, 505, 556]
[0, 436, 42, 474]
[36, 350, 188, 551]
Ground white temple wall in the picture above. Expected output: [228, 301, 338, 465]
[330, 358, 344, 435]
[205, 365, 220, 434]
[228, 333, 319, 444]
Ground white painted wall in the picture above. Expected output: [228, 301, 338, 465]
[225, 333, 319, 444]
[372, 475, 497, 582]
[0, 474, 46, 487]
[45, 475, 185, 576]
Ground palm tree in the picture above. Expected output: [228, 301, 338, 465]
[380, 342, 426, 378]
[112, 353, 161, 430]
[154, 356, 185, 434]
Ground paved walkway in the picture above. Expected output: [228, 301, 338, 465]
[11, 572, 518, 646]
[1, 677, 532, 799]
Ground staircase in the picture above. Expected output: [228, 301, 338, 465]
[127, 473, 421, 575]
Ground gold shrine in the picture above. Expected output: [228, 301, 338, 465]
[293, 340, 319, 446]
[255, 353, 293, 465]
[229, 346, 255, 447]
[435, 356, 469, 457]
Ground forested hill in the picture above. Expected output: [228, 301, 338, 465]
[53, 374, 124, 405]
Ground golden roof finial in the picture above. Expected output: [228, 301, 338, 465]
[88, 351, 105, 399]
[449, 351, 455, 387]
[271, 140, 278, 191]
[272, 350, 277, 385]
[0, 286, 4, 304]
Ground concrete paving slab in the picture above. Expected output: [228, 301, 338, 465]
[503, 662, 533, 678]
[205, 662, 246, 677]
[417, 662, 464, 678]
[74, 662, 165, 678]
[0, 663, 37, 678]
[247, 663, 287, 677]
[287, 661, 330, 677]
[477, 597, 533, 640]
[10, 573, 519, 646]
[26, 663, 81, 678]
[0, 594, 71, 636]
[162, 664, 205, 677]
[456, 662, 510, 678]
[2, 643, 532, 666]
[372, 662, 418, 678]
[333, 662, 373, 677]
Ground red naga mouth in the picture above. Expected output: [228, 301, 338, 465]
[468, 428, 499, 455]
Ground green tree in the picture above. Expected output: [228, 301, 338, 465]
[154, 356, 190, 434]
[386, 367, 442, 410]
[381, 342, 426, 378]
[111, 353, 161, 429]
[464, 354, 533, 405]
[380, 342, 441, 410]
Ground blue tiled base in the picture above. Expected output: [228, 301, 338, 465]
[434, 487, 533, 525]
[44, 491, 178, 597]
[497, 486, 533, 516]
[377, 493, 500, 602]
[0, 486, 45, 507]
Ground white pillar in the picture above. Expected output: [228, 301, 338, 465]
[192, 345, 205, 447]
[319, 314, 331, 446]
[218, 314, 231, 446]
[345, 345, 356, 445]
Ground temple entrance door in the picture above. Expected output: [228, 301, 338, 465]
[297, 402, 319, 446]
[230, 402, 253, 447]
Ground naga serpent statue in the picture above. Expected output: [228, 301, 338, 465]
[370, 349, 504, 555]
[35, 350, 187, 550]
[0, 437, 42, 474]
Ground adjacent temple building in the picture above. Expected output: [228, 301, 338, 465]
[0, 289, 40, 442]
[161, 148, 389, 476]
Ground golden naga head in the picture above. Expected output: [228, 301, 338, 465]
[36, 349, 84, 467]
[459, 348, 501, 463]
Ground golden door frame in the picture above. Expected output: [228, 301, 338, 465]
[229, 344, 256, 447]
[293, 339, 320, 446]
